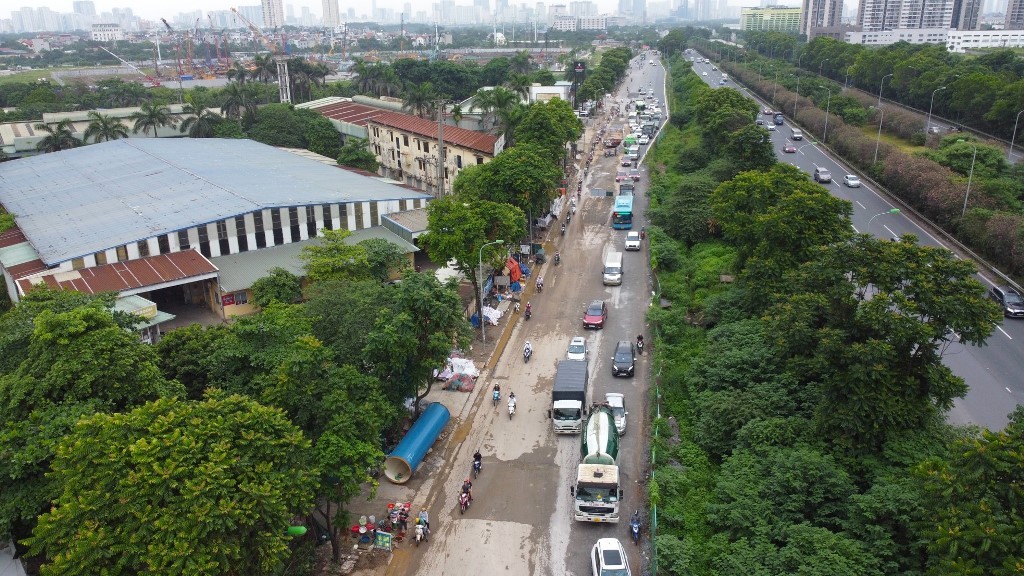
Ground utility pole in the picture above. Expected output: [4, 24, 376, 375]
[436, 101, 446, 197]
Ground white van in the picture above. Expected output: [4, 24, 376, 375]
[627, 145, 640, 160]
[603, 251, 623, 285]
[791, 128, 803, 140]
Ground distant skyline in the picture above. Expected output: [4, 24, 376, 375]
[11, 0, 631, 22]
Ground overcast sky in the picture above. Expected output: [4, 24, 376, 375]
[20, 0, 628, 22]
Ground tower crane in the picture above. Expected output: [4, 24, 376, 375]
[160, 18, 184, 80]
[100, 47, 161, 87]
[230, 6, 292, 103]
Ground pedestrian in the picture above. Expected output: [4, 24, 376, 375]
[397, 508, 409, 534]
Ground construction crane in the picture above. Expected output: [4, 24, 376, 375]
[100, 46, 161, 87]
[160, 18, 185, 80]
[230, 6, 292, 103]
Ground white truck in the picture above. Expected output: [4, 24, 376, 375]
[551, 360, 589, 434]
[573, 404, 623, 523]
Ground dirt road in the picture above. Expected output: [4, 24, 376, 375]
[347, 52, 665, 576]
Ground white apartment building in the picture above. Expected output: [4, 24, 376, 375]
[741, 6, 802, 31]
[90, 23, 124, 41]
[261, 0, 285, 28]
[846, 26, 1024, 50]
[579, 16, 609, 28]
[552, 15, 579, 29]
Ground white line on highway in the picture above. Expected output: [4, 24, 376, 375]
[884, 225, 898, 238]
[978, 273, 998, 288]
[856, 201, 866, 209]
[997, 325, 1012, 339]
[1008, 387, 1013, 393]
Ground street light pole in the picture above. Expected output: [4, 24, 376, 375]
[819, 58, 829, 77]
[772, 70, 780, 104]
[877, 73, 893, 108]
[820, 86, 833, 143]
[926, 86, 947, 134]
[874, 107, 885, 164]
[1009, 109, 1024, 161]
[478, 239, 505, 343]
[959, 140, 978, 219]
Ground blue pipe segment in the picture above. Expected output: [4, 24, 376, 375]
[384, 402, 450, 484]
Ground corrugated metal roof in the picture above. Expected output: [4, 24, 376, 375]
[383, 208, 429, 234]
[303, 98, 390, 127]
[16, 250, 218, 296]
[0, 139, 432, 265]
[370, 112, 499, 155]
[212, 226, 418, 292]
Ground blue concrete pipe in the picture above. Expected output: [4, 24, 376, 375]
[384, 402, 450, 484]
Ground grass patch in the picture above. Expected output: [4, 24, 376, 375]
[858, 124, 927, 155]
[0, 69, 56, 85]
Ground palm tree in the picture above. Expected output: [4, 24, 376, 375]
[252, 54, 277, 84]
[451, 104, 464, 125]
[226, 62, 249, 85]
[130, 102, 178, 137]
[83, 111, 129, 143]
[220, 82, 250, 120]
[504, 73, 531, 100]
[402, 81, 435, 119]
[34, 119, 81, 152]
[179, 96, 219, 138]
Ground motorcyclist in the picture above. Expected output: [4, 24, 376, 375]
[555, 251, 561, 264]
[473, 450, 482, 466]
[508, 392, 517, 410]
[418, 509, 430, 533]
[637, 334, 645, 351]
[525, 302, 532, 316]
[461, 478, 473, 502]
[524, 341, 533, 357]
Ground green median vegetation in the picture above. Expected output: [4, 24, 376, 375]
[645, 42, 1022, 576]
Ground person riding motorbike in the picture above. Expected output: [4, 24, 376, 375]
[524, 341, 533, 357]
[560, 223, 566, 235]
[525, 302, 532, 317]
[637, 334, 645, 354]
[461, 478, 473, 502]
[555, 251, 561, 265]
[419, 509, 430, 533]
[536, 277, 544, 291]
[508, 392, 517, 411]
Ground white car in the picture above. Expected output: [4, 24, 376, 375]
[567, 336, 588, 361]
[702, 72, 708, 76]
[638, 135, 650, 145]
[844, 174, 862, 188]
[767, 124, 776, 131]
[592, 538, 632, 576]
[605, 393, 627, 435]
[624, 231, 641, 251]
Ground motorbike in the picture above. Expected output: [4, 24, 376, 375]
[630, 511, 641, 544]
[637, 337, 644, 355]
[459, 491, 471, 514]
[525, 307, 532, 321]
[473, 459, 482, 478]
[492, 388, 500, 406]
[524, 346, 532, 363]
[536, 277, 544, 292]
[554, 252, 561, 266]
[508, 399, 516, 420]
[566, 212, 572, 225]
[415, 523, 427, 546]
[561, 223, 566, 236]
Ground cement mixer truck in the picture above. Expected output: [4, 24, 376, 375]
[573, 404, 623, 523]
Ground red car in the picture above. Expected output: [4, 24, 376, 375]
[783, 144, 797, 153]
[616, 170, 628, 182]
[582, 300, 608, 329]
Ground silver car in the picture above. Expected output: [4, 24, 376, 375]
[567, 336, 588, 361]
[605, 393, 627, 435]
[843, 174, 861, 188]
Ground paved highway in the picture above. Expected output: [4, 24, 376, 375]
[691, 54, 1022, 431]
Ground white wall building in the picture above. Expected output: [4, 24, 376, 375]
[261, 0, 285, 28]
[846, 25, 1024, 50]
[579, 16, 609, 28]
[90, 23, 124, 41]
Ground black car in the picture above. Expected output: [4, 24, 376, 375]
[611, 340, 636, 377]
[990, 285, 1024, 317]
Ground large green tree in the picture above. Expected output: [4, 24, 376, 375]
[82, 111, 129, 143]
[421, 196, 524, 330]
[514, 98, 583, 165]
[452, 144, 562, 218]
[301, 229, 370, 283]
[363, 272, 471, 413]
[0, 305, 180, 546]
[25, 393, 316, 576]
[916, 405, 1024, 576]
[130, 102, 177, 137]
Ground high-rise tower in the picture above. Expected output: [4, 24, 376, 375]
[323, 0, 341, 26]
[262, 0, 285, 28]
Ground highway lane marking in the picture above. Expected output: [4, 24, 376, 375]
[996, 325, 1012, 339]
[883, 225, 898, 238]
[856, 201, 867, 209]
[1008, 387, 1014, 393]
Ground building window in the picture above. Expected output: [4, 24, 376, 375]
[253, 211, 266, 249]
[197, 225, 211, 258]
[370, 201, 379, 225]
[306, 205, 316, 237]
[216, 220, 228, 240]
[235, 216, 249, 253]
[456, 155, 463, 168]
[116, 245, 128, 261]
[95, 251, 107, 265]
[71, 257, 84, 270]
[476, 156, 484, 164]
[340, 203, 348, 228]
[403, 134, 409, 146]
[158, 235, 170, 254]
[323, 204, 334, 230]
[423, 142, 429, 153]
[138, 240, 150, 257]
[235, 291, 248, 305]
[177, 230, 190, 250]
